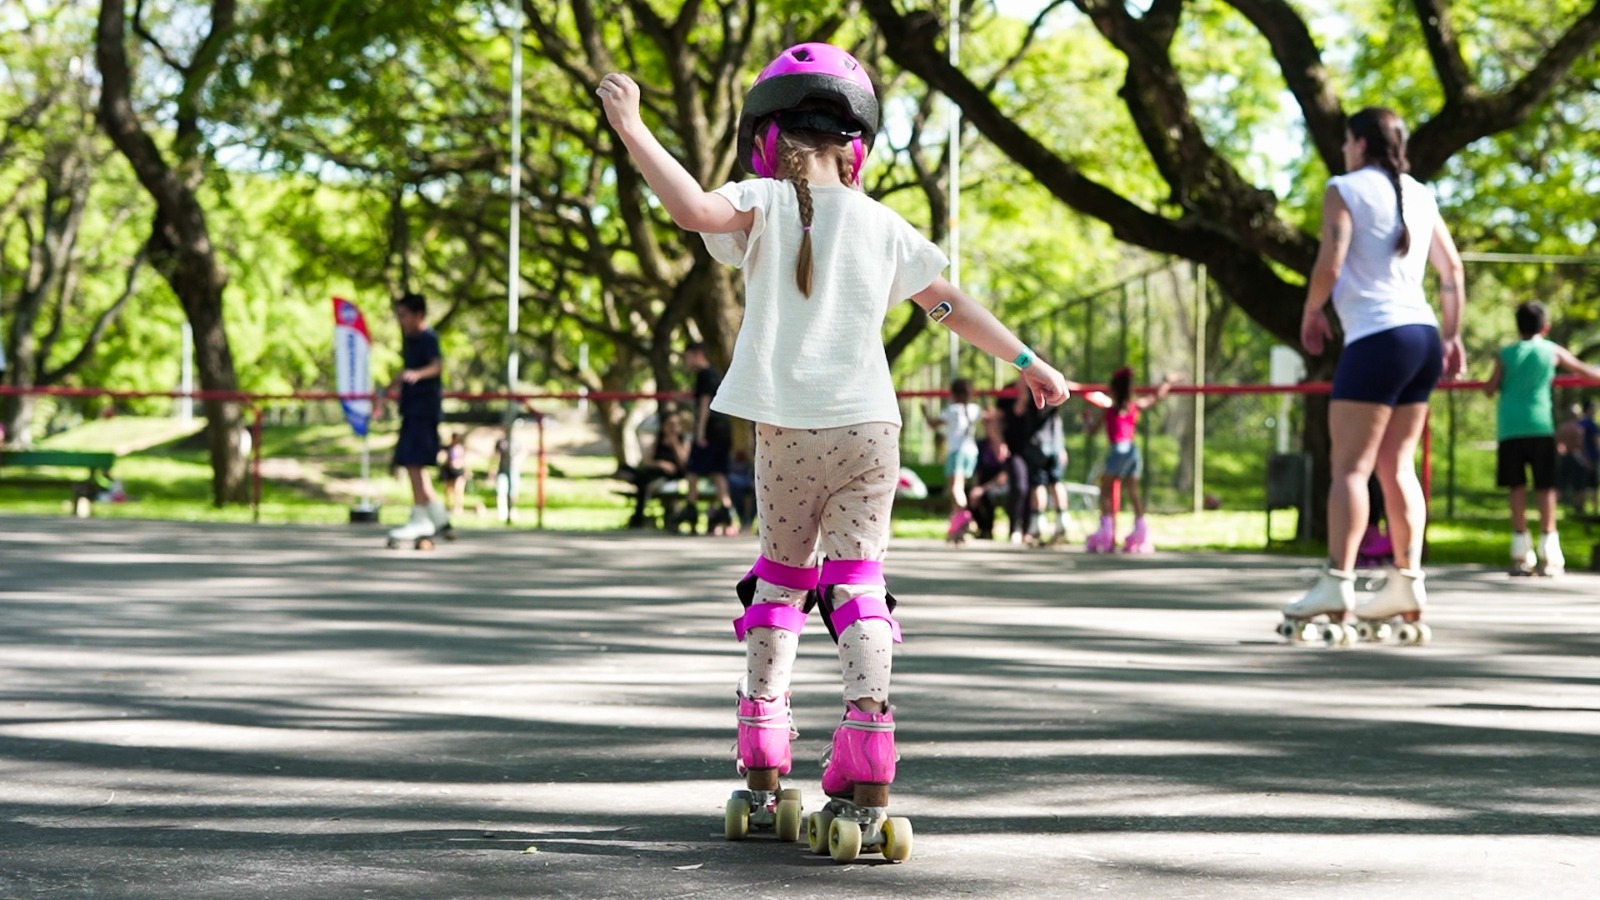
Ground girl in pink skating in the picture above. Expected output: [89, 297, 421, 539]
[1083, 368, 1178, 553]
[598, 43, 1070, 861]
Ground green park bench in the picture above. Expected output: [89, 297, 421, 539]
[0, 448, 118, 517]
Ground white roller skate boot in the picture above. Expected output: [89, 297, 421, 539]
[1122, 516, 1153, 553]
[1509, 531, 1536, 576]
[1278, 568, 1356, 645]
[427, 499, 455, 542]
[1085, 515, 1116, 553]
[808, 701, 911, 864]
[1537, 531, 1564, 577]
[725, 682, 802, 843]
[1355, 567, 1429, 644]
[386, 505, 438, 549]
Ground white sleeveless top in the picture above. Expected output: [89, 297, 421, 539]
[1328, 168, 1441, 345]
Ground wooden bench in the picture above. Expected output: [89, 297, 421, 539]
[0, 448, 118, 517]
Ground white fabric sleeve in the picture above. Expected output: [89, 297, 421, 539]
[700, 181, 769, 268]
[888, 215, 950, 301]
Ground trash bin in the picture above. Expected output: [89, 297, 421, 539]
[1266, 452, 1311, 545]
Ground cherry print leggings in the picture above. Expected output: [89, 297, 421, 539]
[743, 422, 900, 705]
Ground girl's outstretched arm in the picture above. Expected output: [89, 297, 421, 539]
[597, 73, 753, 235]
[1134, 373, 1182, 411]
[912, 277, 1074, 408]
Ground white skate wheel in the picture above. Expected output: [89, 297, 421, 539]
[724, 797, 749, 841]
[1296, 622, 1318, 643]
[882, 816, 913, 862]
[1275, 621, 1292, 640]
[1414, 623, 1432, 644]
[829, 817, 862, 863]
[807, 811, 834, 855]
[774, 797, 803, 842]
[1397, 623, 1419, 645]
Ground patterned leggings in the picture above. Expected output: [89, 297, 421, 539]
[744, 422, 900, 704]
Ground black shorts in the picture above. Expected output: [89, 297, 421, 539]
[1330, 324, 1443, 406]
[1496, 436, 1556, 490]
[687, 441, 730, 476]
[394, 417, 441, 469]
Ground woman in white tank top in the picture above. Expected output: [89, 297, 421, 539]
[1282, 107, 1467, 642]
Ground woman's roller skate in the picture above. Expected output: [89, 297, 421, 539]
[1277, 568, 1357, 645]
[386, 505, 438, 550]
[1537, 531, 1564, 577]
[724, 685, 804, 842]
[1085, 515, 1117, 553]
[1354, 568, 1430, 644]
[945, 508, 973, 545]
[805, 701, 913, 863]
[1509, 531, 1537, 576]
[1122, 516, 1153, 553]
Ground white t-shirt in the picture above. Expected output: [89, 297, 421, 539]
[941, 402, 981, 456]
[1328, 168, 1441, 345]
[701, 179, 949, 428]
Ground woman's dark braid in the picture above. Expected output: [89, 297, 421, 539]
[1382, 149, 1410, 255]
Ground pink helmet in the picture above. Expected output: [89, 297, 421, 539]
[736, 43, 879, 180]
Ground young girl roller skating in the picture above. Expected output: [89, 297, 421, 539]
[1082, 368, 1177, 553]
[597, 44, 1070, 863]
[924, 378, 981, 542]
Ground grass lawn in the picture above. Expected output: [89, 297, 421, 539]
[3, 415, 1590, 569]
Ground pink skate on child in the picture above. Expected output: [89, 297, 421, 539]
[1122, 516, 1153, 553]
[736, 692, 795, 778]
[807, 700, 912, 863]
[945, 508, 973, 543]
[1085, 515, 1116, 553]
[726, 688, 804, 843]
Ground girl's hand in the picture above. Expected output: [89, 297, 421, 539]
[1022, 361, 1071, 409]
[596, 73, 643, 134]
[1301, 306, 1333, 355]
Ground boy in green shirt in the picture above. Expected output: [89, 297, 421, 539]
[1484, 301, 1600, 575]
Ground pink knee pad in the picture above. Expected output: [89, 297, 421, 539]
[816, 558, 902, 643]
[820, 701, 897, 797]
[733, 556, 818, 640]
[736, 693, 796, 776]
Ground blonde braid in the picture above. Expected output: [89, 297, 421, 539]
[780, 138, 815, 297]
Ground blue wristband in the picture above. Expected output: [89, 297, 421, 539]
[1012, 347, 1035, 371]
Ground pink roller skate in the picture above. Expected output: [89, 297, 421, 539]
[1085, 515, 1116, 553]
[806, 701, 913, 863]
[725, 687, 803, 842]
[1122, 516, 1153, 553]
[945, 508, 973, 544]
[1355, 524, 1393, 569]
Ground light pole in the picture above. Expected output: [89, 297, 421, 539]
[946, 0, 961, 382]
[503, 3, 524, 525]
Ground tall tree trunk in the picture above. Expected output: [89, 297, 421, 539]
[95, 0, 245, 504]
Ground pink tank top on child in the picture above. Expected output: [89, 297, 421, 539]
[1105, 406, 1138, 444]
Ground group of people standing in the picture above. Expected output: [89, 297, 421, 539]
[928, 369, 1177, 552]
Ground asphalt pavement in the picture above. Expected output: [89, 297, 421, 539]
[1, 514, 1597, 898]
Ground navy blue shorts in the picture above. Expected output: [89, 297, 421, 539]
[1330, 324, 1443, 406]
[393, 417, 441, 468]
